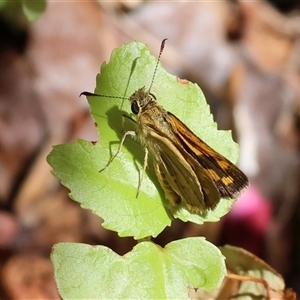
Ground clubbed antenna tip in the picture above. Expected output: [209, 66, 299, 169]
[148, 38, 168, 92]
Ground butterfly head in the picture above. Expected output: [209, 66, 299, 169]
[130, 86, 156, 115]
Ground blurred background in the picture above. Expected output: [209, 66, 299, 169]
[1, 0, 300, 298]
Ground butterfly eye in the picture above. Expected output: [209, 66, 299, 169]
[131, 101, 140, 114]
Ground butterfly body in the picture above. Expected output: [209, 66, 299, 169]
[129, 86, 248, 213]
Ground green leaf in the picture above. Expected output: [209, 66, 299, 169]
[47, 41, 241, 239]
[86, 42, 239, 220]
[21, 0, 46, 22]
[52, 238, 226, 299]
[47, 139, 170, 239]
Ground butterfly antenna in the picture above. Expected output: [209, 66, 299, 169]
[148, 38, 167, 92]
[79, 91, 128, 101]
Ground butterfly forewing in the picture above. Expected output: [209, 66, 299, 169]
[166, 112, 249, 198]
[147, 130, 221, 212]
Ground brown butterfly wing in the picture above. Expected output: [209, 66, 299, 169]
[148, 131, 221, 212]
[166, 112, 249, 198]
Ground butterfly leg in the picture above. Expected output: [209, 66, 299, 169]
[136, 147, 149, 198]
[99, 130, 136, 172]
